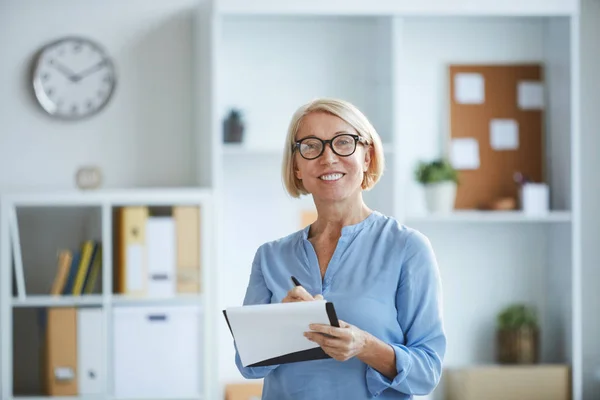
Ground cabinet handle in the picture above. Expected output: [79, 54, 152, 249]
[150, 273, 169, 281]
[147, 314, 167, 321]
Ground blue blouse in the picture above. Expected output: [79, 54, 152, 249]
[234, 211, 446, 399]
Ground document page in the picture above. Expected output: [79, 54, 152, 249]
[225, 300, 334, 367]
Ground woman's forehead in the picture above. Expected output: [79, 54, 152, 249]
[296, 112, 355, 139]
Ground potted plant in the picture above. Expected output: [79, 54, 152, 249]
[496, 303, 539, 364]
[414, 159, 458, 213]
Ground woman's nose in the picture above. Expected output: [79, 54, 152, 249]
[320, 144, 338, 164]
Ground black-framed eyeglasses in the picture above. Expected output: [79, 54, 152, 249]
[293, 133, 369, 160]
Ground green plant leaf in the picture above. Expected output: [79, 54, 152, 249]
[496, 304, 538, 330]
[414, 159, 459, 184]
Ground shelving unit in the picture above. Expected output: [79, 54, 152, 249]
[0, 188, 215, 400]
[202, 1, 586, 400]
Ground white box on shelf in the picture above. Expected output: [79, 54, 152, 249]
[112, 305, 202, 398]
[519, 183, 550, 215]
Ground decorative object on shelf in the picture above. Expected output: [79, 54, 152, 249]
[414, 159, 458, 214]
[223, 108, 245, 143]
[496, 303, 539, 364]
[75, 166, 103, 190]
[478, 196, 517, 211]
[514, 172, 550, 215]
[31, 36, 117, 120]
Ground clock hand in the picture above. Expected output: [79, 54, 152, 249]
[73, 60, 108, 82]
[49, 60, 77, 81]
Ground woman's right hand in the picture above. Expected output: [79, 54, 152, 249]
[282, 286, 324, 303]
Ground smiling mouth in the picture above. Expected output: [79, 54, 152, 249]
[319, 173, 345, 181]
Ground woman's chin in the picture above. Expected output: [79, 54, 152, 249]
[311, 189, 355, 203]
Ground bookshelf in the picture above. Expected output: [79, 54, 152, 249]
[205, 1, 586, 400]
[0, 189, 215, 400]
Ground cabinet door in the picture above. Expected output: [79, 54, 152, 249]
[112, 306, 201, 398]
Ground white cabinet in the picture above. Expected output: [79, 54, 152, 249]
[112, 305, 202, 399]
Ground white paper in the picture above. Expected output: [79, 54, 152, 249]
[490, 119, 519, 150]
[226, 300, 333, 367]
[450, 138, 480, 170]
[518, 81, 544, 110]
[454, 73, 485, 104]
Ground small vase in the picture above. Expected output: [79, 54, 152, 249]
[496, 327, 539, 364]
[423, 181, 456, 214]
[223, 111, 244, 143]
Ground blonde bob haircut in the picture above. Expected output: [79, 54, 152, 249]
[282, 98, 385, 198]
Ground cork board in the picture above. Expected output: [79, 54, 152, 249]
[448, 64, 544, 209]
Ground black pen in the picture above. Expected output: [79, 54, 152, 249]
[291, 276, 301, 287]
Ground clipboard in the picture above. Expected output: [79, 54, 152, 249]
[223, 300, 339, 367]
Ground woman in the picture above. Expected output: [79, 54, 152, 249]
[234, 98, 446, 399]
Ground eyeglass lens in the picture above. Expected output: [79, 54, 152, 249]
[299, 135, 357, 159]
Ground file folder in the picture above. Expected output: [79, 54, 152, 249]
[223, 300, 339, 367]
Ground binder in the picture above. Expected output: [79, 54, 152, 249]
[116, 206, 148, 295]
[77, 308, 105, 395]
[173, 206, 201, 294]
[43, 308, 78, 396]
[223, 300, 339, 367]
[145, 216, 176, 297]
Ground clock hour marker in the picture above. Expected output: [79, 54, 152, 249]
[47, 88, 54, 96]
[71, 105, 78, 114]
[87, 100, 94, 109]
[42, 73, 50, 81]
[73, 43, 82, 53]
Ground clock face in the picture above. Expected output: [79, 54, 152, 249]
[32, 36, 116, 120]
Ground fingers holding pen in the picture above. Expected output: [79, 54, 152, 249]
[282, 285, 315, 302]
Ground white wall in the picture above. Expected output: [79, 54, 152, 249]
[579, 0, 600, 399]
[0, 0, 198, 191]
[0, 0, 199, 394]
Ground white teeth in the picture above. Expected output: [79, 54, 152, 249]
[320, 173, 343, 181]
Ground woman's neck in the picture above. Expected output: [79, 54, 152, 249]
[310, 195, 372, 239]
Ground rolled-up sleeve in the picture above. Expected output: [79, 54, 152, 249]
[234, 246, 280, 379]
[366, 230, 446, 396]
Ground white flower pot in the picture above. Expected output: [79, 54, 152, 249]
[423, 181, 457, 214]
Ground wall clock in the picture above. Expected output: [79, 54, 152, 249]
[31, 36, 117, 120]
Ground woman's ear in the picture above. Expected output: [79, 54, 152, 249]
[295, 162, 303, 180]
[363, 146, 372, 172]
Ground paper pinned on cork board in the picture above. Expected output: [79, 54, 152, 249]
[454, 73, 485, 104]
[490, 119, 519, 151]
[450, 138, 480, 170]
[517, 81, 544, 110]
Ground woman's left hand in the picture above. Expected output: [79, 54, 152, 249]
[304, 320, 369, 362]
